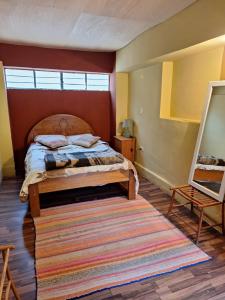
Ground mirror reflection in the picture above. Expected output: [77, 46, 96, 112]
[193, 86, 225, 195]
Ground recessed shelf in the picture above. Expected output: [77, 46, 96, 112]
[161, 116, 200, 123]
[160, 46, 224, 124]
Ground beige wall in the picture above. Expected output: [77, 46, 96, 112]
[171, 46, 224, 120]
[116, 0, 225, 72]
[0, 62, 15, 177]
[115, 73, 129, 134]
[160, 61, 173, 119]
[126, 46, 225, 190]
[220, 50, 225, 80]
[128, 63, 225, 227]
[129, 64, 199, 188]
[116, 0, 225, 227]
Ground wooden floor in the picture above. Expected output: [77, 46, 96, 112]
[1, 177, 225, 300]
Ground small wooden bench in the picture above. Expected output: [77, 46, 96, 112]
[167, 185, 224, 244]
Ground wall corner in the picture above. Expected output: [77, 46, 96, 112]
[0, 61, 15, 178]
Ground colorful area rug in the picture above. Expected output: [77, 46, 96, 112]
[34, 195, 210, 300]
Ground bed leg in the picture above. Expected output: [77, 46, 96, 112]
[28, 184, 40, 217]
[128, 170, 136, 200]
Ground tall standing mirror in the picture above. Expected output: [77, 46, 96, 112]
[189, 81, 225, 202]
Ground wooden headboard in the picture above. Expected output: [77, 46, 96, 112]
[27, 114, 94, 144]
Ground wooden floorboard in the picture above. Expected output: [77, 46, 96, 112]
[0, 177, 225, 299]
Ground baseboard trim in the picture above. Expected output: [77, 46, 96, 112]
[134, 162, 172, 195]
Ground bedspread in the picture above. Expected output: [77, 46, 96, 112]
[20, 140, 139, 201]
[45, 148, 124, 170]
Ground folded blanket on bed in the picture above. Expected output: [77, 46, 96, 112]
[44, 149, 124, 171]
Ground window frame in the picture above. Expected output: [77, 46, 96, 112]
[4, 68, 35, 89]
[35, 70, 61, 90]
[4, 67, 110, 92]
[62, 71, 87, 91]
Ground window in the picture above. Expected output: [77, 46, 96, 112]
[87, 73, 109, 91]
[5, 69, 35, 89]
[63, 72, 86, 90]
[35, 70, 61, 90]
[4, 68, 109, 91]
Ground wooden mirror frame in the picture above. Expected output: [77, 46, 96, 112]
[188, 81, 225, 202]
[27, 114, 94, 145]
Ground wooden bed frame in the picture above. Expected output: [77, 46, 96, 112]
[26, 114, 136, 217]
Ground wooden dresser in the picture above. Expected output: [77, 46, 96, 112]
[114, 136, 135, 162]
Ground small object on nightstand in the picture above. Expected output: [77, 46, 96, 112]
[114, 136, 135, 162]
[121, 119, 134, 138]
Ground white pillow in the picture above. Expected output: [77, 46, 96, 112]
[67, 134, 100, 148]
[34, 135, 68, 149]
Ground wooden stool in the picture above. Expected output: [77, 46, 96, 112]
[167, 185, 224, 244]
[0, 245, 20, 300]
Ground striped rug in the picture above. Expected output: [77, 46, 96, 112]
[34, 195, 210, 300]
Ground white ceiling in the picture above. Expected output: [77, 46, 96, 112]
[0, 0, 196, 51]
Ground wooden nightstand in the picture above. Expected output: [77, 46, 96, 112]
[114, 136, 135, 162]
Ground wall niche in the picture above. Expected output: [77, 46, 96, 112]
[160, 46, 225, 123]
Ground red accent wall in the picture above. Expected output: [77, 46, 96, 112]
[0, 43, 114, 73]
[110, 68, 116, 146]
[0, 43, 116, 174]
[7, 90, 111, 173]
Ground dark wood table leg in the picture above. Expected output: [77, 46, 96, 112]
[167, 190, 176, 216]
[196, 208, 204, 244]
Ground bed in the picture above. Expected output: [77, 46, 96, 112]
[20, 114, 137, 218]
